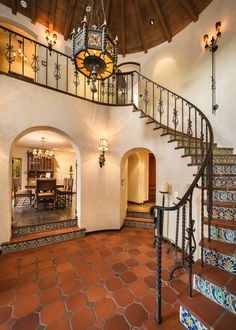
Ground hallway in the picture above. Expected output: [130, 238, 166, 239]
[0, 228, 186, 329]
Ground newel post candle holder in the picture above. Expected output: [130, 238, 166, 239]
[159, 182, 169, 206]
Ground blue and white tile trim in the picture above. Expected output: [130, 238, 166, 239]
[211, 226, 236, 244]
[180, 306, 207, 330]
[193, 274, 236, 314]
[203, 248, 236, 274]
[213, 190, 236, 203]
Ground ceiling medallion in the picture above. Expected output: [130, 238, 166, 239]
[71, 0, 119, 93]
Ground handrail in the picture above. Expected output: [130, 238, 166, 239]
[0, 25, 214, 326]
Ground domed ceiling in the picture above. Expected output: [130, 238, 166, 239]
[0, 0, 213, 55]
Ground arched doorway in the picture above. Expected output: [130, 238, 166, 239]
[120, 148, 156, 219]
[10, 127, 81, 234]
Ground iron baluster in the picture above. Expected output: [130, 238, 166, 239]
[158, 88, 164, 125]
[181, 99, 184, 141]
[131, 73, 134, 103]
[66, 57, 68, 93]
[152, 82, 155, 119]
[156, 208, 163, 325]
[31, 43, 40, 81]
[182, 203, 186, 266]
[194, 109, 197, 161]
[175, 208, 180, 257]
[5, 32, 16, 71]
[167, 91, 169, 130]
[200, 117, 205, 267]
[46, 47, 48, 86]
[187, 193, 194, 298]
[172, 95, 179, 139]
[22, 37, 25, 76]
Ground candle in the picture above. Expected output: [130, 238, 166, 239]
[159, 182, 169, 193]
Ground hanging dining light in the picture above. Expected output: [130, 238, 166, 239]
[33, 137, 54, 159]
[71, 0, 119, 93]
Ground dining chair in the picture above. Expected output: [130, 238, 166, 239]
[35, 178, 56, 209]
[13, 177, 32, 207]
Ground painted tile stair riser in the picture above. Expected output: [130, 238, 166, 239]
[124, 220, 154, 229]
[178, 141, 217, 149]
[201, 176, 236, 188]
[212, 206, 236, 221]
[212, 190, 236, 203]
[179, 306, 207, 330]
[192, 155, 236, 165]
[126, 211, 152, 219]
[197, 164, 236, 175]
[203, 248, 236, 275]
[193, 275, 236, 314]
[185, 148, 233, 156]
[209, 226, 236, 244]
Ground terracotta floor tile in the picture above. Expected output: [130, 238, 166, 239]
[98, 268, 114, 281]
[38, 259, 53, 270]
[142, 293, 156, 313]
[16, 283, 38, 299]
[66, 292, 87, 312]
[113, 287, 134, 307]
[81, 273, 98, 287]
[11, 313, 39, 330]
[112, 263, 127, 273]
[17, 272, 36, 286]
[125, 303, 148, 327]
[70, 307, 95, 330]
[134, 265, 151, 277]
[144, 275, 156, 289]
[0, 291, 14, 306]
[130, 280, 149, 297]
[125, 258, 139, 268]
[100, 250, 112, 257]
[112, 246, 123, 254]
[40, 300, 65, 324]
[104, 314, 129, 330]
[170, 279, 188, 294]
[18, 264, 36, 275]
[162, 287, 177, 305]
[146, 261, 156, 271]
[86, 285, 106, 302]
[105, 278, 123, 291]
[59, 271, 77, 283]
[46, 319, 70, 330]
[38, 275, 58, 290]
[0, 306, 12, 324]
[38, 267, 55, 280]
[120, 271, 137, 284]
[56, 262, 73, 273]
[40, 287, 62, 305]
[61, 279, 82, 295]
[13, 296, 38, 318]
[75, 264, 93, 276]
[0, 279, 17, 292]
[94, 297, 116, 318]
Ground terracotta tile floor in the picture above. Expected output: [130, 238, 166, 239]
[0, 228, 186, 329]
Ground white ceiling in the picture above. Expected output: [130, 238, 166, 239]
[15, 130, 74, 152]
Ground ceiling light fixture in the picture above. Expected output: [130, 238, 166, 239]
[150, 19, 154, 25]
[20, 0, 27, 9]
[33, 137, 55, 159]
[71, 0, 119, 94]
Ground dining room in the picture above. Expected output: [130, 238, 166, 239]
[11, 130, 77, 230]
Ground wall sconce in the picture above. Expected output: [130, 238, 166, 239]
[203, 21, 222, 115]
[98, 139, 109, 168]
[45, 29, 57, 55]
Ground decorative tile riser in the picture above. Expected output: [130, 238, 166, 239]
[178, 141, 217, 149]
[12, 219, 78, 237]
[126, 211, 152, 219]
[198, 165, 236, 175]
[179, 305, 207, 330]
[212, 206, 236, 221]
[192, 155, 236, 165]
[193, 274, 236, 314]
[202, 176, 236, 188]
[203, 248, 236, 274]
[1, 230, 85, 254]
[124, 220, 154, 229]
[169, 133, 200, 142]
[212, 190, 236, 203]
[185, 148, 232, 156]
[210, 225, 236, 244]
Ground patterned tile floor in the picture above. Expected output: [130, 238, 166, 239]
[0, 228, 186, 329]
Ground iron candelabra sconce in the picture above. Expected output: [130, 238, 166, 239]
[98, 139, 109, 168]
[203, 21, 222, 115]
[45, 29, 57, 55]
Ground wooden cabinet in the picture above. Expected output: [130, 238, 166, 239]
[27, 151, 54, 183]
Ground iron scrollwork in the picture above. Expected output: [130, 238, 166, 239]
[5, 43, 16, 64]
[53, 63, 61, 80]
[31, 54, 40, 72]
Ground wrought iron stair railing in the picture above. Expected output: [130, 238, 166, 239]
[0, 25, 214, 325]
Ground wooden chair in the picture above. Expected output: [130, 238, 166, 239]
[13, 177, 32, 207]
[56, 178, 73, 207]
[35, 178, 56, 209]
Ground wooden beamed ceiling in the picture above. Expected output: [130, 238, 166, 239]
[0, 0, 213, 55]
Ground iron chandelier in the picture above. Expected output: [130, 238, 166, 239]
[71, 0, 119, 93]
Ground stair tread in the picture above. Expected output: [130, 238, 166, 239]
[204, 217, 236, 230]
[125, 217, 153, 223]
[178, 289, 225, 328]
[215, 311, 236, 330]
[2, 226, 85, 245]
[193, 260, 236, 295]
[202, 237, 236, 257]
[204, 200, 236, 208]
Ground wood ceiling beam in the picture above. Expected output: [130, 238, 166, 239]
[134, 0, 148, 53]
[64, 0, 76, 40]
[10, 0, 17, 15]
[31, 0, 37, 24]
[177, 0, 198, 22]
[150, 0, 172, 43]
[121, 0, 125, 56]
[49, 0, 57, 31]
[105, 0, 111, 26]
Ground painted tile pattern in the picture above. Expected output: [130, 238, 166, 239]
[192, 155, 236, 165]
[180, 306, 207, 330]
[185, 148, 232, 156]
[126, 211, 152, 219]
[193, 274, 236, 314]
[124, 219, 154, 229]
[202, 176, 236, 188]
[212, 206, 236, 221]
[203, 248, 236, 274]
[210, 225, 236, 244]
[212, 190, 236, 203]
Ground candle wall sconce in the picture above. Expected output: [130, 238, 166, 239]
[203, 21, 222, 115]
[98, 139, 109, 168]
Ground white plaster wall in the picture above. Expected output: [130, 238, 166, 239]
[0, 75, 196, 245]
[124, 0, 236, 148]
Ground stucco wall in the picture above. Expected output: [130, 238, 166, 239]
[0, 75, 196, 245]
